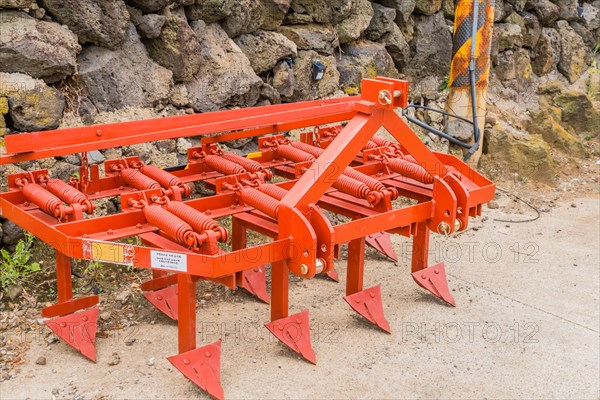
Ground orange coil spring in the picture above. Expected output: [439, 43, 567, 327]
[277, 144, 315, 163]
[363, 141, 378, 150]
[23, 183, 64, 218]
[371, 136, 393, 147]
[343, 167, 387, 192]
[204, 155, 246, 175]
[403, 155, 417, 164]
[165, 201, 228, 242]
[291, 141, 324, 157]
[121, 168, 161, 190]
[241, 188, 279, 219]
[388, 158, 434, 184]
[221, 153, 263, 173]
[257, 184, 288, 200]
[45, 178, 87, 205]
[141, 165, 183, 188]
[333, 174, 370, 200]
[143, 205, 197, 248]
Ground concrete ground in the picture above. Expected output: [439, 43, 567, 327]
[2, 195, 599, 399]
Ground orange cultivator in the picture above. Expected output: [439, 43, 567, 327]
[0, 77, 495, 399]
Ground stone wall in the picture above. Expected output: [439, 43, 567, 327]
[0, 0, 597, 135]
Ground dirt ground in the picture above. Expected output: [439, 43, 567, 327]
[1, 180, 598, 399]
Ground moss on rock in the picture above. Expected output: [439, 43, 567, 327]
[481, 123, 556, 185]
[529, 110, 585, 156]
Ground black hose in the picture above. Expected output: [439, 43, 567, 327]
[402, 110, 474, 148]
[401, 0, 483, 162]
[464, 0, 482, 161]
[404, 105, 476, 124]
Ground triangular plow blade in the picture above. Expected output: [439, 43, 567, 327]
[265, 309, 316, 364]
[344, 285, 391, 333]
[240, 266, 270, 304]
[140, 273, 177, 292]
[165, 294, 179, 319]
[168, 341, 224, 400]
[366, 232, 398, 261]
[411, 262, 456, 306]
[143, 285, 178, 320]
[325, 268, 339, 282]
[44, 307, 98, 361]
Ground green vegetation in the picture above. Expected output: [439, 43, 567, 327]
[439, 76, 450, 91]
[0, 233, 41, 291]
[83, 260, 105, 282]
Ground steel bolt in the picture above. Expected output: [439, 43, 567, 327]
[156, 295, 163, 301]
[183, 358, 190, 365]
[60, 322, 66, 328]
[300, 264, 309, 275]
[96, 130, 102, 136]
[434, 269, 439, 274]
[370, 292, 375, 298]
[354, 297, 361, 303]
[421, 274, 426, 279]
[82, 315, 88, 322]
[205, 209, 212, 215]
[378, 90, 393, 105]
[296, 318, 301, 324]
[205, 351, 211, 358]
[253, 268, 259, 272]
[438, 222, 450, 236]
[23, 201, 30, 206]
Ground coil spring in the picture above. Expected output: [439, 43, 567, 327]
[45, 178, 87, 205]
[388, 158, 434, 184]
[204, 155, 246, 175]
[220, 153, 262, 173]
[23, 183, 64, 219]
[165, 201, 228, 242]
[343, 167, 387, 192]
[333, 174, 370, 200]
[403, 155, 417, 164]
[141, 165, 183, 188]
[371, 136, 393, 147]
[143, 205, 198, 248]
[121, 168, 161, 190]
[277, 145, 315, 163]
[257, 184, 288, 200]
[363, 141, 378, 150]
[291, 141, 324, 157]
[241, 188, 280, 219]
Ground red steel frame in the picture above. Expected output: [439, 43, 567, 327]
[0, 77, 494, 399]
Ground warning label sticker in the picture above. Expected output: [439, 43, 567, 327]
[82, 239, 135, 266]
[150, 250, 187, 272]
